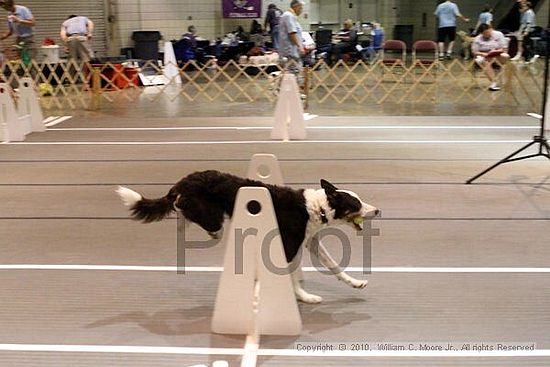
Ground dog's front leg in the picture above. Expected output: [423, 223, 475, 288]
[289, 252, 323, 304]
[310, 237, 368, 289]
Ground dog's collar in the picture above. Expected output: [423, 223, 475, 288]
[319, 208, 328, 224]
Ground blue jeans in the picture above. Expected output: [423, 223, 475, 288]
[271, 26, 280, 50]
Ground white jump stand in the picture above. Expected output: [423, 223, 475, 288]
[211, 187, 302, 366]
[211, 186, 301, 335]
[271, 73, 306, 141]
[247, 153, 303, 282]
[19, 78, 45, 134]
[0, 83, 25, 142]
[163, 41, 182, 85]
[0, 79, 45, 142]
[247, 153, 285, 186]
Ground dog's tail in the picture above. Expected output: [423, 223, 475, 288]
[116, 186, 176, 223]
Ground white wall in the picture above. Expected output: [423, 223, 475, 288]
[108, 0, 548, 56]
[111, 0, 310, 52]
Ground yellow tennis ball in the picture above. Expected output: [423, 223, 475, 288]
[353, 216, 364, 225]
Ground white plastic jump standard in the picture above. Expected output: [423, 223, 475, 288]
[247, 153, 303, 282]
[247, 153, 284, 186]
[211, 187, 302, 336]
[0, 79, 45, 142]
[19, 78, 45, 133]
[163, 41, 182, 85]
[271, 73, 306, 141]
[0, 83, 25, 142]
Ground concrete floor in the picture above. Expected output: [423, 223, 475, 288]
[0, 113, 549, 366]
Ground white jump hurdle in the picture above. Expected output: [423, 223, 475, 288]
[0, 78, 45, 142]
[271, 73, 306, 141]
[247, 154, 303, 282]
[211, 186, 302, 367]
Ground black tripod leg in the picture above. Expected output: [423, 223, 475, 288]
[466, 141, 537, 184]
[544, 140, 550, 159]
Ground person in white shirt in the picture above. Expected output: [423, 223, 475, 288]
[60, 14, 94, 62]
[472, 23, 510, 91]
[475, 5, 492, 34]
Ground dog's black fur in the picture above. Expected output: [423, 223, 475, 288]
[128, 170, 310, 262]
[122, 170, 367, 263]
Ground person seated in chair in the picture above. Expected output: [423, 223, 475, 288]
[182, 25, 198, 48]
[328, 19, 357, 65]
[472, 23, 510, 91]
[178, 25, 207, 63]
[359, 22, 384, 64]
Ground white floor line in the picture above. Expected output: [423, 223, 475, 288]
[1, 265, 549, 273]
[0, 343, 548, 358]
[44, 116, 72, 127]
[43, 116, 59, 124]
[47, 125, 538, 131]
[4, 140, 532, 146]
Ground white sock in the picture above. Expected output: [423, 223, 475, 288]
[490, 82, 497, 88]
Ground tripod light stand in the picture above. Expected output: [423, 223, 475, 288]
[466, 27, 550, 184]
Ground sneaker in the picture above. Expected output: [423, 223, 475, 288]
[528, 55, 540, 64]
[445, 53, 452, 60]
[510, 54, 522, 62]
[488, 85, 501, 91]
[438, 55, 444, 61]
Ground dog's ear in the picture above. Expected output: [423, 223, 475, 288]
[320, 179, 338, 196]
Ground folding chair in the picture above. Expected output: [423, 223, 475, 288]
[412, 40, 438, 81]
[381, 40, 406, 67]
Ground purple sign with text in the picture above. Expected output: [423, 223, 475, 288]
[222, 0, 262, 18]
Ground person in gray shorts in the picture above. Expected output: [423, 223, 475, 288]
[61, 15, 95, 62]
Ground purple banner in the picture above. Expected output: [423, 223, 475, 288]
[222, 0, 262, 18]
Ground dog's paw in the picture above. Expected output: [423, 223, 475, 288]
[351, 279, 368, 289]
[208, 230, 222, 239]
[296, 292, 323, 304]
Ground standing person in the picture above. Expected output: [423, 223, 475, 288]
[60, 15, 94, 62]
[434, 0, 469, 60]
[264, 3, 282, 50]
[0, 0, 35, 61]
[511, 1, 537, 63]
[472, 24, 510, 91]
[279, 0, 305, 76]
[475, 5, 493, 34]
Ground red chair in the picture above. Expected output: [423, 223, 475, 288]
[381, 40, 406, 67]
[412, 40, 438, 66]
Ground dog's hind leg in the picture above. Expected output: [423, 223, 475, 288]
[310, 238, 368, 289]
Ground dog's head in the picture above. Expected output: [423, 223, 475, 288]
[319, 179, 380, 230]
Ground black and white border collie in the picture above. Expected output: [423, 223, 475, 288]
[117, 170, 379, 304]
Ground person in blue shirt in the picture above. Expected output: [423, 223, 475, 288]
[60, 15, 94, 62]
[475, 5, 493, 35]
[511, 1, 538, 63]
[0, 0, 36, 60]
[279, 0, 305, 77]
[434, 0, 469, 60]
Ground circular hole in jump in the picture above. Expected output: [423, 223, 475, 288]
[247, 200, 262, 215]
[257, 164, 271, 179]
